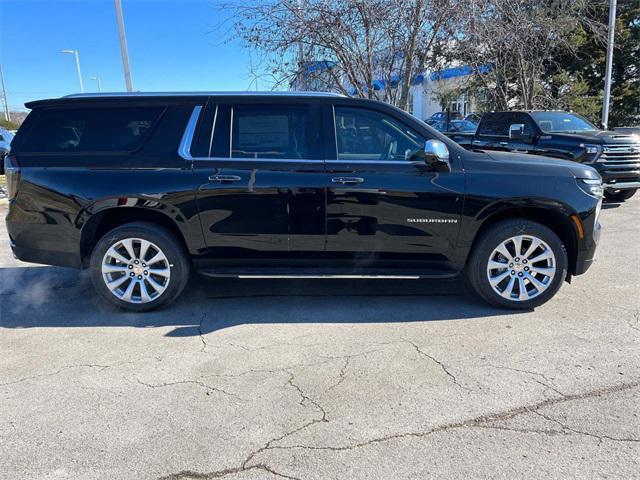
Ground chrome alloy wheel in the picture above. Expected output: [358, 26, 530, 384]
[486, 235, 556, 301]
[101, 238, 171, 304]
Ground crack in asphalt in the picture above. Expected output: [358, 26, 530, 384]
[0, 357, 161, 388]
[261, 380, 640, 453]
[158, 464, 301, 480]
[157, 380, 640, 479]
[627, 311, 640, 333]
[530, 409, 639, 444]
[158, 359, 355, 480]
[135, 379, 243, 401]
[324, 357, 350, 394]
[484, 364, 565, 397]
[241, 370, 330, 468]
[198, 313, 208, 353]
[199, 355, 357, 383]
[405, 340, 471, 391]
[318, 349, 379, 395]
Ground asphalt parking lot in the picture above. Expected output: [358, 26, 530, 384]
[1, 196, 638, 480]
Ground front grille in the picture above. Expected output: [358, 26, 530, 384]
[600, 144, 640, 171]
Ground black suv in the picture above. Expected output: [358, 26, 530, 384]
[465, 111, 640, 202]
[5, 92, 603, 311]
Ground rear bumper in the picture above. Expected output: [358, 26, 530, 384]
[6, 218, 83, 269]
[9, 239, 83, 268]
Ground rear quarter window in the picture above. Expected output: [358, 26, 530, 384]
[478, 114, 510, 136]
[20, 107, 164, 153]
[478, 113, 534, 136]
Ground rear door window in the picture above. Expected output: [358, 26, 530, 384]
[21, 107, 164, 153]
[231, 104, 318, 160]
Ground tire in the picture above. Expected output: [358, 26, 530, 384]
[604, 188, 636, 202]
[89, 222, 189, 312]
[467, 219, 568, 310]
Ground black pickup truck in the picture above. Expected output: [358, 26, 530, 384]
[447, 111, 640, 202]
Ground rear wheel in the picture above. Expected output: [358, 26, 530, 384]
[467, 220, 568, 309]
[604, 188, 636, 202]
[90, 222, 189, 312]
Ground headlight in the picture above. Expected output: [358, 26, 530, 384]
[577, 178, 604, 197]
[580, 144, 602, 163]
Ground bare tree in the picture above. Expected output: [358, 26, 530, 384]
[215, 0, 459, 110]
[450, 0, 605, 110]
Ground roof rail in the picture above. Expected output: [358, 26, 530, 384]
[62, 91, 345, 99]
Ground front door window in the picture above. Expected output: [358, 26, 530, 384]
[334, 107, 425, 162]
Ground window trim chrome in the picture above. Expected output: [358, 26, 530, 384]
[178, 105, 203, 160]
[207, 105, 219, 158]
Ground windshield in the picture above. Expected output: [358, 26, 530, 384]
[0, 129, 13, 143]
[530, 111, 598, 133]
[451, 120, 477, 132]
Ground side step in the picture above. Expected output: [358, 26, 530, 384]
[196, 267, 460, 280]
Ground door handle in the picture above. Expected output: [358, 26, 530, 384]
[208, 174, 242, 183]
[331, 177, 364, 185]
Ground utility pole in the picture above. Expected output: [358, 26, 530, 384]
[0, 64, 10, 121]
[114, 0, 133, 92]
[61, 50, 84, 93]
[602, 0, 617, 130]
[90, 76, 103, 92]
[296, 0, 304, 90]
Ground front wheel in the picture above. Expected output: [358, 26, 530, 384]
[604, 188, 636, 202]
[90, 222, 189, 312]
[467, 220, 568, 310]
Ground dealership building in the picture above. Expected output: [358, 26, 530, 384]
[291, 61, 488, 121]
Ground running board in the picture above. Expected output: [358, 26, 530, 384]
[196, 268, 459, 280]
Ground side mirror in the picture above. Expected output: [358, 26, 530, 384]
[422, 139, 450, 171]
[509, 123, 529, 140]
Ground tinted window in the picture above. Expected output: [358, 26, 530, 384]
[451, 120, 477, 132]
[22, 107, 163, 153]
[478, 113, 511, 136]
[478, 113, 533, 136]
[231, 105, 312, 159]
[335, 107, 425, 161]
[530, 111, 597, 133]
[0, 129, 12, 143]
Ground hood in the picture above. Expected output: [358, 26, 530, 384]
[483, 150, 600, 181]
[545, 130, 640, 145]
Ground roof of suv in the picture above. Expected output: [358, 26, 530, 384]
[62, 91, 345, 99]
[25, 91, 345, 109]
[485, 110, 569, 114]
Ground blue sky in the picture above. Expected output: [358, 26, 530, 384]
[1, 0, 269, 111]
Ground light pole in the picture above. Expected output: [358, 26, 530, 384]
[0, 64, 10, 122]
[61, 49, 84, 93]
[90, 75, 103, 92]
[602, 0, 617, 130]
[114, 0, 133, 92]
